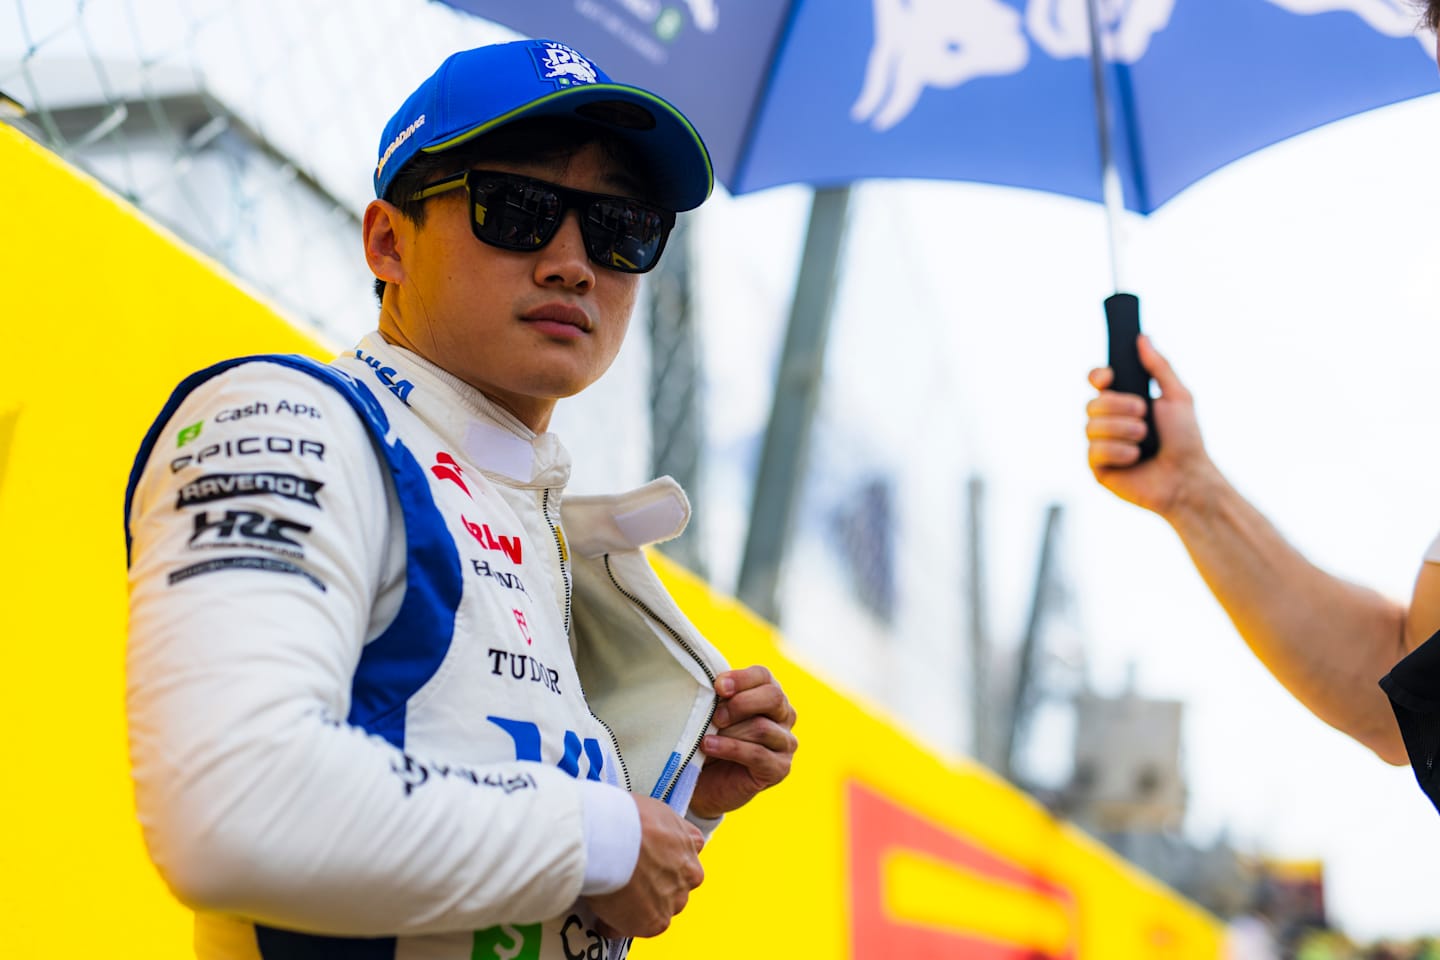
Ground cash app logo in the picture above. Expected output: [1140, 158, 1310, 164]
[473, 923, 541, 960]
[176, 421, 203, 447]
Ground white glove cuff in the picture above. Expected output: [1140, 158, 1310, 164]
[578, 781, 642, 896]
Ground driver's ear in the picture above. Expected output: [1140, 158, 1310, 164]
[363, 200, 408, 288]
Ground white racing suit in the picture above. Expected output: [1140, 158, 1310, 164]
[125, 333, 727, 959]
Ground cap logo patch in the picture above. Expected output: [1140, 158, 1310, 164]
[377, 114, 426, 178]
[533, 41, 599, 87]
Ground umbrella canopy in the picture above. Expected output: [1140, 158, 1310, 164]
[436, 0, 1436, 213]
[433, 0, 1438, 624]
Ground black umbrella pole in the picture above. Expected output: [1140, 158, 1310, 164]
[1104, 292, 1159, 462]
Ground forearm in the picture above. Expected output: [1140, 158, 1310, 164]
[1165, 469, 1408, 762]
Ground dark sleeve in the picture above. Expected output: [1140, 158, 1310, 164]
[1379, 630, 1440, 815]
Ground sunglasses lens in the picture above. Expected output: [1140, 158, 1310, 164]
[583, 201, 669, 274]
[471, 176, 561, 251]
[467, 173, 672, 273]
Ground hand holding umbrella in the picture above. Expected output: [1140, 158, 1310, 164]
[1086, 335, 1209, 515]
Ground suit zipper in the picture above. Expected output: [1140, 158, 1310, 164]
[541, 488, 571, 637]
[546, 489, 631, 791]
[591, 712, 632, 793]
[602, 554, 718, 803]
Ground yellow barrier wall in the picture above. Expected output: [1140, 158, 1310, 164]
[0, 121, 1224, 959]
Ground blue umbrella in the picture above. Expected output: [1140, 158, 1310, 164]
[434, 0, 1437, 618]
[436, 0, 1436, 213]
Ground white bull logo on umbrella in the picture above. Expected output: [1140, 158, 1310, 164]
[1026, 0, 1176, 61]
[850, 0, 1030, 131]
[850, 0, 1430, 131]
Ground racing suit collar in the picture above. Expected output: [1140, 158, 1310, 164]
[355, 332, 572, 488]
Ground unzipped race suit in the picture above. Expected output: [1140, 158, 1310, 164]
[125, 333, 727, 960]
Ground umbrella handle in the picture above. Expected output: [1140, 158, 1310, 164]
[1104, 292, 1159, 462]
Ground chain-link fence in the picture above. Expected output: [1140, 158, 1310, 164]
[2, 0, 517, 341]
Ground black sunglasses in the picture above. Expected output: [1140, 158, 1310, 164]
[411, 170, 676, 274]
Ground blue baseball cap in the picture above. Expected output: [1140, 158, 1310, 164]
[374, 38, 713, 212]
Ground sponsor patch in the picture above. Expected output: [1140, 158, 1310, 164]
[473, 923, 541, 960]
[176, 421, 203, 447]
[487, 716, 606, 782]
[561, 913, 629, 960]
[170, 435, 325, 472]
[275, 399, 322, 419]
[167, 555, 326, 592]
[390, 752, 536, 798]
[188, 509, 312, 554]
[176, 471, 323, 509]
[512, 608, 533, 646]
[462, 515, 523, 564]
[215, 402, 269, 424]
[376, 113, 424, 178]
[354, 350, 415, 405]
[532, 41, 599, 87]
[211, 400, 323, 423]
[487, 648, 561, 695]
[471, 559, 527, 594]
[431, 451, 472, 497]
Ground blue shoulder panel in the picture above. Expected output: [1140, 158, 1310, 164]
[124, 354, 463, 750]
